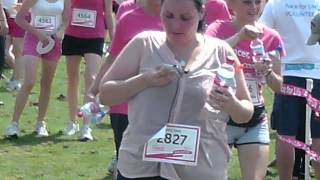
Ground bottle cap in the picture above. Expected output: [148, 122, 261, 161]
[77, 111, 84, 118]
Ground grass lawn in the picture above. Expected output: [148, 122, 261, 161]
[0, 57, 299, 179]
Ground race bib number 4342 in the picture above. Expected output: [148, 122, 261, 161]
[143, 123, 201, 166]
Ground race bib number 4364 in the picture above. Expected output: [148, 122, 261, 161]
[71, 8, 97, 28]
[143, 123, 201, 166]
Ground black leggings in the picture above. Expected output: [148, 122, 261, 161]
[110, 113, 128, 158]
[117, 171, 167, 180]
[0, 36, 5, 77]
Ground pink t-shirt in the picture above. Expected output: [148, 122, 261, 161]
[109, 6, 162, 114]
[206, 20, 285, 105]
[115, 0, 139, 21]
[204, 0, 231, 26]
[65, 0, 106, 38]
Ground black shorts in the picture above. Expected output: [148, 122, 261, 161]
[62, 35, 104, 57]
[277, 76, 320, 138]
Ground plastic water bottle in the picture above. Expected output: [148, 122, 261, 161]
[90, 105, 110, 124]
[214, 56, 236, 93]
[78, 102, 110, 124]
[250, 38, 265, 62]
[250, 38, 266, 83]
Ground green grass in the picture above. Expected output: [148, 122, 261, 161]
[0, 58, 290, 179]
[0, 58, 114, 179]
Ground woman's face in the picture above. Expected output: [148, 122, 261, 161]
[231, 0, 265, 24]
[160, 0, 202, 46]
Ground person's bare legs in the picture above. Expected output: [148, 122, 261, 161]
[11, 55, 39, 123]
[37, 59, 58, 121]
[11, 37, 24, 82]
[83, 53, 100, 125]
[4, 35, 14, 69]
[311, 138, 320, 179]
[66, 55, 82, 122]
[276, 135, 295, 180]
[238, 144, 269, 180]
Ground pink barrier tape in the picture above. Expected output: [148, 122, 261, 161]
[278, 135, 320, 162]
[281, 84, 320, 114]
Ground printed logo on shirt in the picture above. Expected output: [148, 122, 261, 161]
[34, 16, 57, 31]
[71, 8, 97, 28]
[234, 49, 251, 60]
[285, 3, 320, 17]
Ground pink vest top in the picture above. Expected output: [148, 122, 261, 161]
[65, 0, 106, 38]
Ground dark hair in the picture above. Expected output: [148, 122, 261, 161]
[161, 0, 205, 32]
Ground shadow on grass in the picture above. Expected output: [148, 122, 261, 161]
[96, 122, 112, 129]
[1, 131, 80, 146]
[99, 175, 112, 180]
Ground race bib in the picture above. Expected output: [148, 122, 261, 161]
[246, 79, 260, 105]
[143, 123, 201, 166]
[71, 8, 97, 28]
[34, 16, 56, 31]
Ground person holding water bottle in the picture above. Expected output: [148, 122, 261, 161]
[99, 0, 253, 179]
[206, 0, 285, 179]
[4, 0, 69, 138]
[62, 0, 114, 141]
[87, 0, 162, 175]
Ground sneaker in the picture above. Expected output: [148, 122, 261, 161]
[108, 152, 117, 174]
[35, 121, 49, 137]
[5, 122, 19, 138]
[0, 74, 8, 80]
[5, 80, 21, 91]
[64, 121, 79, 135]
[79, 125, 93, 141]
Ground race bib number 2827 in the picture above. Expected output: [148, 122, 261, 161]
[143, 123, 201, 166]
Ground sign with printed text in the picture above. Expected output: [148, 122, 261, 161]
[143, 123, 200, 166]
[34, 16, 56, 31]
[71, 8, 97, 28]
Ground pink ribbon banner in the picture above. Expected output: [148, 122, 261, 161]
[280, 84, 320, 113]
[278, 135, 320, 162]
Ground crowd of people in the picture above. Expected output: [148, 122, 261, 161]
[1, 0, 320, 179]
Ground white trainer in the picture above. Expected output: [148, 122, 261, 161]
[6, 80, 21, 91]
[64, 121, 79, 135]
[107, 152, 118, 174]
[79, 125, 93, 141]
[35, 121, 49, 137]
[5, 122, 19, 138]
